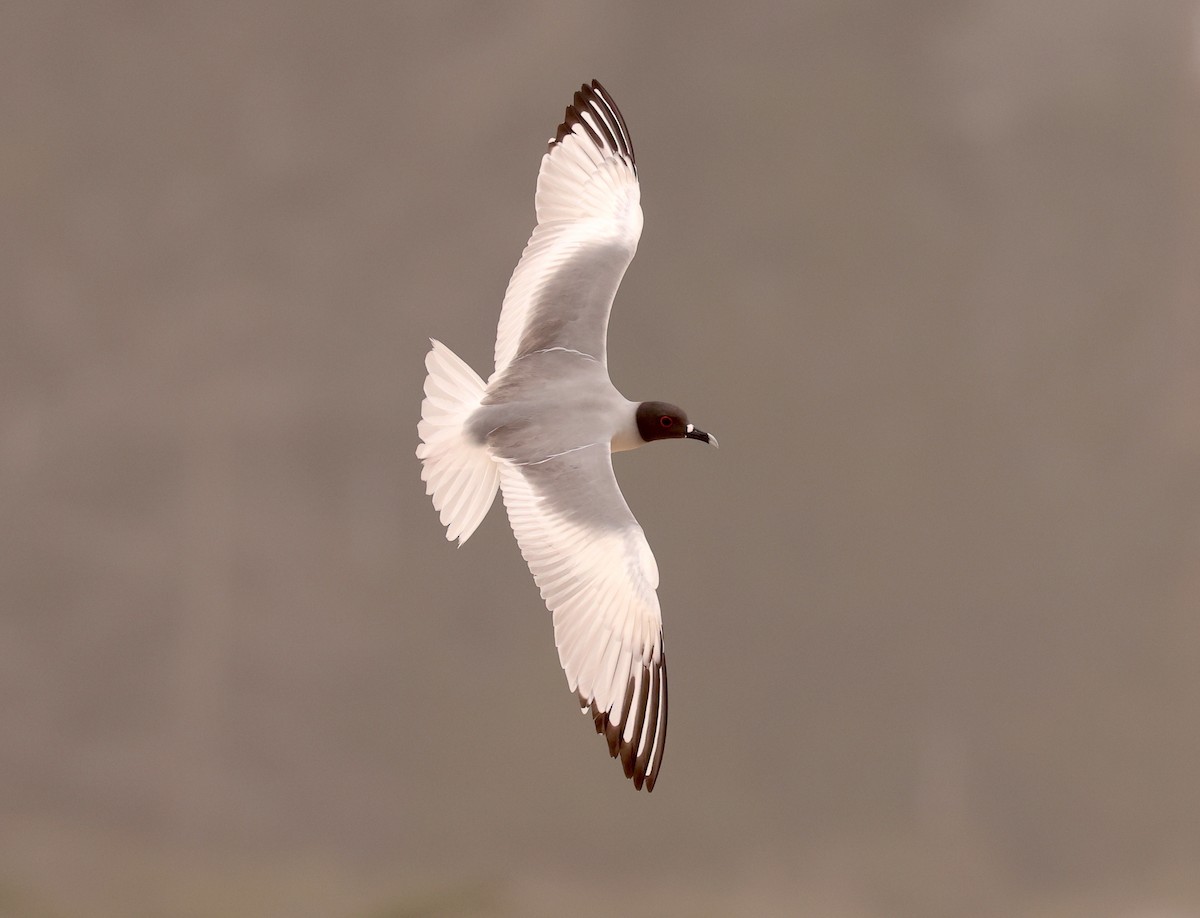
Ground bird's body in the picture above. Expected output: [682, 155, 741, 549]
[473, 351, 640, 457]
[417, 81, 714, 791]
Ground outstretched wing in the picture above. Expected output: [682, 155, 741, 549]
[491, 80, 643, 379]
[495, 443, 667, 791]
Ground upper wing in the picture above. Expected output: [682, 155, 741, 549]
[491, 81, 643, 380]
[496, 443, 667, 791]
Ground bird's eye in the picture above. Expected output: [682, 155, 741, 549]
[659, 415, 673, 428]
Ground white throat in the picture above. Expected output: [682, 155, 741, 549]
[610, 402, 645, 453]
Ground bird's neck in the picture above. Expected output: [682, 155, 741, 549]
[610, 401, 645, 453]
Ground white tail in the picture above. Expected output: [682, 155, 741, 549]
[416, 340, 499, 545]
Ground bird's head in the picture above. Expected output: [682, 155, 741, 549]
[635, 401, 718, 447]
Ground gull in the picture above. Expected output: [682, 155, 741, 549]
[416, 80, 716, 791]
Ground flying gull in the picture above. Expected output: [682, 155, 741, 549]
[417, 80, 716, 791]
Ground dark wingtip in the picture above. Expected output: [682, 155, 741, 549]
[548, 79, 636, 167]
[574, 651, 667, 793]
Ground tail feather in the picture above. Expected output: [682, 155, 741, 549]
[416, 340, 499, 545]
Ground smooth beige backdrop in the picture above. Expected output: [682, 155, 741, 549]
[3, 2, 1200, 915]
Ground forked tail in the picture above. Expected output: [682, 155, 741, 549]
[416, 340, 499, 545]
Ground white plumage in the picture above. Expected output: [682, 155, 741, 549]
[418, 81, 714, 791]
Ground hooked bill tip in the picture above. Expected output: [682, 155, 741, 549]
[685, 427, 718, 448]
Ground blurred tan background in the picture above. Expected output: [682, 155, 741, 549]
[3, 2, 1200, 916]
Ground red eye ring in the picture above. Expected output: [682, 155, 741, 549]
[659, 415, 673, 428]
